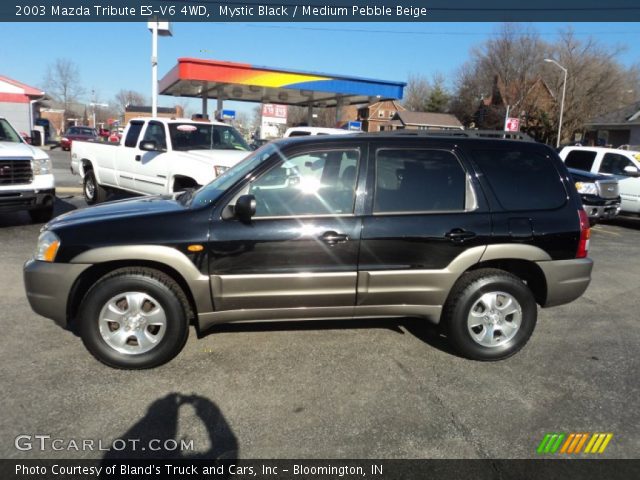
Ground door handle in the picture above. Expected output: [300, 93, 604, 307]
[320, 231, 349, 245]
[445, 228, 476, 243]
[135, 155, 141, 162]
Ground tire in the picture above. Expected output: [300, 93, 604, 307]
[28, 205, 54, 223]
[443, 268, 537, 361]
[78, 267, 190, 369]
[83, 169, 107, 205]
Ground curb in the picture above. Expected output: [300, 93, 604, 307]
[56, 187, 83, 194]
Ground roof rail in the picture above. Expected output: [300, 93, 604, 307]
[371, 129, 536, 142]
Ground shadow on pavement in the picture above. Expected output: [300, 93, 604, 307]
[101, 393, 238, 463]
[203, 317, 458, 358]
[0, 196, 78, 228]
[601, 214, 640, 230]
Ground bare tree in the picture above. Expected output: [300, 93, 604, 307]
[451, 23, 639, 143]
[402, 74, 432, 112]
[43, 58, 85, 127]
[113, 89, 147, 115]
[545, 29, 640, 143]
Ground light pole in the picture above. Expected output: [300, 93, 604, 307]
[544, 58, 568, 148]
[147, 21, 172, 117]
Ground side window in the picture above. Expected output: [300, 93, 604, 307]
[249, 149, 360, 217]
[141, 121, 167, 150]
[600, 153, 634, 175]
[374, 149, 466, 213]
[472, 149, 567, 211]
[565, 150, 596, 171]
[124, 122, 144, 148]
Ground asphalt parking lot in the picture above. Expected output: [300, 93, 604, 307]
[1, 151, 639, 459]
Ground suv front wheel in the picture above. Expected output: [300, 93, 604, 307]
[443, 268, 537, 361]
[79, 267, 190, 369]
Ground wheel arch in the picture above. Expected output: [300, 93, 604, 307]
[67, 260, 199, 332]
[465, 258, 548, 307]
[80, 158, 93, 179]
[172, 174, 199, 192]
[67, 246, 213, 331]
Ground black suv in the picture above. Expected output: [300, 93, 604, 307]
[24, 132, 593, 369]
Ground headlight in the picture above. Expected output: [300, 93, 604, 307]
[32, 157, 52, 176]
[575, 182, 598, 195]
[214, 165, 230, 177]
[35, 231, 60, 262]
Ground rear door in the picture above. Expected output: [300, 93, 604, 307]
[207, 141, 366, 314]
[357, 140, 491, 309]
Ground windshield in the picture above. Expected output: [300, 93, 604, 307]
[189, 143, 279, 206]
[67, 127, 97, 136]
[0, 119, 23, 143]
[168, 123, 250, 152]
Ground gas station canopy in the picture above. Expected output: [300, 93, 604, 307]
[158, 58, 405, 108]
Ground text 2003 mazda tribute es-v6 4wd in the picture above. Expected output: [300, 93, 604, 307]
[24, 132, 593, 369]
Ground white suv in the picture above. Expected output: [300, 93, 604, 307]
[559, 146, 640, 214]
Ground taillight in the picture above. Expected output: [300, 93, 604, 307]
[577, 209, 591, 258]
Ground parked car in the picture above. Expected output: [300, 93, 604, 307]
[0, 117, 55, 222]
[566, 168, 621, 225]
[559, 146, 640, 215]
[25, 131, 593, 369]
[71, 117, 251, 204]
[60, 126, 99, 151]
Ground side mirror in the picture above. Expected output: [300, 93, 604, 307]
[139, 140, 159, 152]
[623, 165, 640, 177]
[235, 195, 256, 221]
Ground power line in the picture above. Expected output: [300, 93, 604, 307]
[210, 23, 640, 37]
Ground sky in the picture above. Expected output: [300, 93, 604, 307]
[2, 21, 640, 117]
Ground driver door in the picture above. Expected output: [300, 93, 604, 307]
[132, 121, 170, 195]
[207, 145, 364, 314]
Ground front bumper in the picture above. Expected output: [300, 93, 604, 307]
[536, 258, 594, 308]
[581, 195, 621, 221]
[0, 188, 55, 212]
[23, 259, 91, 327]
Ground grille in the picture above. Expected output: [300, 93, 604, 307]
[0, 159, 34, 185]
[596, 179, 619, 199]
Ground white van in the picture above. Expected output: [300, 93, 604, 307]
[283, 127, 360, 138]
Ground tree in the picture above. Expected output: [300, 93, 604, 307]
[545, 29, 639, 144]
[451, 23, 640, 143]
[426, 74, 450, 113]
[43, 58, 85, 127]
[402, 73, 451, 113]
[402, 74, 431, 112]
[113, 89, 147, 115]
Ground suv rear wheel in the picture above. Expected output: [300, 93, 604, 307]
[78, 267, 190, 369]
[443, 268, 537, 361]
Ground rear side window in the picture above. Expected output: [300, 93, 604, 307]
[124, 122, 144, 148]
[565, 150, 596, 171]
[472, 149, 567, 211]
[374, 149, 466, 213]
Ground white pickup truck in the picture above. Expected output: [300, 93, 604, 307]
[0, 117, 55, 222]
[559, 146, 640, 214]
[71, 117, 251, 204]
